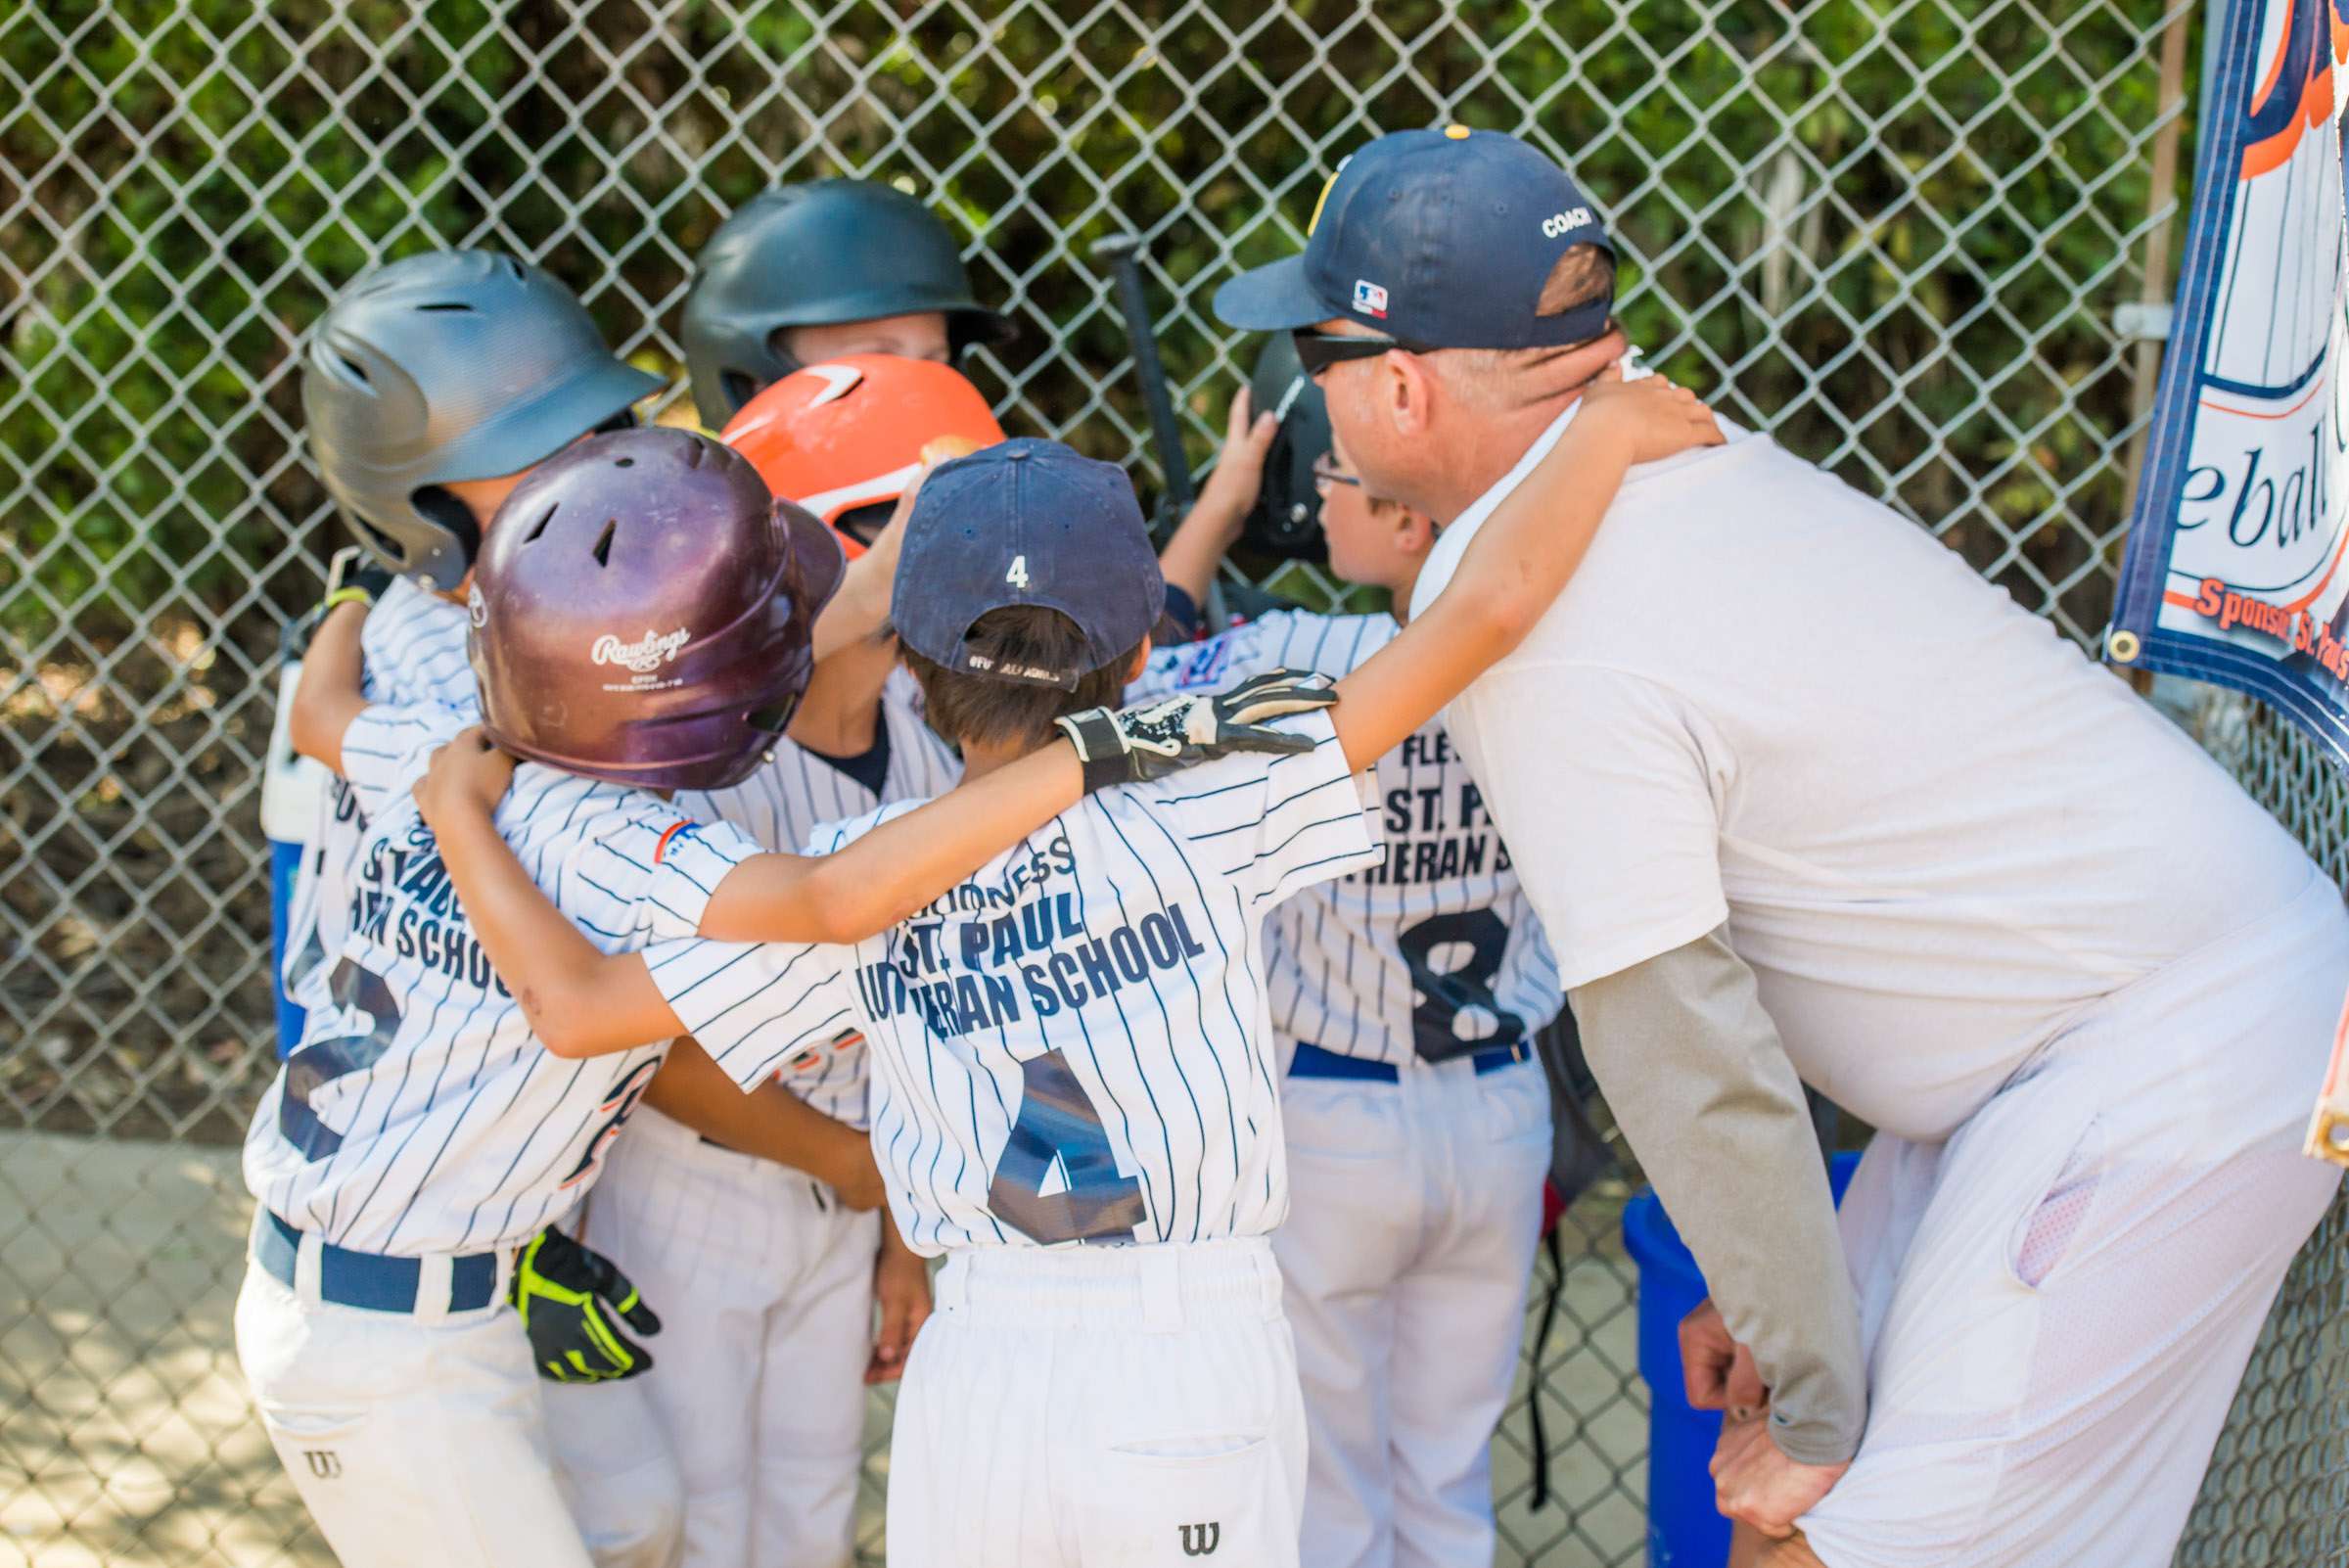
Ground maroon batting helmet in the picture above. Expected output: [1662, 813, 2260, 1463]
[468, 427, 845, 791]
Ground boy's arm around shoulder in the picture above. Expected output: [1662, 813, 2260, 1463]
[643, 1035, 884, 1208]
[1327, 374, 1721, 772]
[413, 729, 685, 1057]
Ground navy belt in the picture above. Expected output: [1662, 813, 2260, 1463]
[254, 1210, 501, 1314]
[1288, 1039, 1532, 1084]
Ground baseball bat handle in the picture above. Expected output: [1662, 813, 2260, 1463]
[1090, 234, 1196, 519]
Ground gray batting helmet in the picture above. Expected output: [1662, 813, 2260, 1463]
[301, 251, 665, 590]
[680, 180, 1016, 429]
[468, 427, 845, 792]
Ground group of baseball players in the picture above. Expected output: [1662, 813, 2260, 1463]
[237, 123, 2349, 1568]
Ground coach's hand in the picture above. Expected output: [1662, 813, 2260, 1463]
[414, 726, 519, 822]
[1055, 669, 1338, 794]
[1681, 1296, 1768, 1419]
[1710, 1412, 1848, 1539]
[511, 1227, 663, 1383]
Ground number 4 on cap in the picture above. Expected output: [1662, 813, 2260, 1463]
[1005, 554, 1030, 588]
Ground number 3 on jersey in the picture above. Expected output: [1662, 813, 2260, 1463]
[988, 1048, 1145, 1244]
[280, 958, 402, 1161]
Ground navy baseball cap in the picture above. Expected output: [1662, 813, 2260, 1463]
[1214, 126, 1614, 349]
[894, 438, 1166, 689]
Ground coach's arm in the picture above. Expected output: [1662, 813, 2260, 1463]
[1569, 928, 1864, 1520]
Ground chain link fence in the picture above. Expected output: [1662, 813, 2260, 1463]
[7, 0, 2341, 1563]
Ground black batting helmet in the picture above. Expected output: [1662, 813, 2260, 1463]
[680, 179, 1017, 430]
[301, 252, 662, 590]
[1243, 333, 1332, 561]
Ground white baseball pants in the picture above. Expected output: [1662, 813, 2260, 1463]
[1273, 1051, 1551, 1568]
[886, 1236, 1306, 1567]
[581, 1106, 879, 1568]
[235, 1248, 599, 1568]
[1801, 872, 2349, 1568]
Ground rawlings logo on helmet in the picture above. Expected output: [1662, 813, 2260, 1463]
[591, 627, 692, 673]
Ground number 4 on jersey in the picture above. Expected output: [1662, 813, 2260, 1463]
[989, 1048, 1145, 1244]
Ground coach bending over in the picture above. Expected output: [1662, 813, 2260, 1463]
[1215, 125, 2346, 1568]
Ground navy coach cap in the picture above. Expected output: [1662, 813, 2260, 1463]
[894, 438, 1166, 689]
[1214, 125, 1614, 349]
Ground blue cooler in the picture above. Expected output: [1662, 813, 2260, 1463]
[1622, 1150, 1862, 1568]
[262, 647, 328, 1060]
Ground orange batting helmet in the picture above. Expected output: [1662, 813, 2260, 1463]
[720, 354, 1006, 558]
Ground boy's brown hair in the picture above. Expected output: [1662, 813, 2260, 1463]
[899, 605, 1141, 751]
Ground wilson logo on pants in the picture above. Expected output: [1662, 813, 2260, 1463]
[1178, 1521, 1220, 1555]
[302, 1450, 342, 1480]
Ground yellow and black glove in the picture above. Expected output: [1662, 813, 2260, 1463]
[511, 1227, 662, 1383]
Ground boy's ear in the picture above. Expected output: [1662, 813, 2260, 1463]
[1126, 636, 1152, 681]
[1395, 509, 1438, 562]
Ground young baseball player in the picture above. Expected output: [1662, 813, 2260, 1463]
[1142, 384, 1563, 1568]
[559, 182, 1005, 1566]
[576, 355, 1003, 1568]
[405, 378, 1720, 1567]
[243, 425, 1297, 1568]
[281, 248, 661, 1060]
[285, 250, 710, 1568]
[679, 177, 1015, 430]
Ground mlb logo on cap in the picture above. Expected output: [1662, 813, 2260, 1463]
[1352, 279, 1389, 319]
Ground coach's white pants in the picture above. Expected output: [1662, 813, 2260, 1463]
[235, 1253, 598, 1568]
[888, 1237, 1306, 1568]
[582, 1107, 879, 1568]
[1274, 1053, 1550, 1568]
[1801, 872, 2349, 1568]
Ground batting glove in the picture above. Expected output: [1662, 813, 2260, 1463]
[510, 1227, 662, 1383]
[1055, 668, 1338, 793]
[284, 548, 394, 659]
[322, 544, 394, 614]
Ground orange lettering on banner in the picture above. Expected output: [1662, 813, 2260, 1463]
[2178, 576, 2349, 689]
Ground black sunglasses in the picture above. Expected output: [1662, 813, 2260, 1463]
[1291, 329, 1438, 378]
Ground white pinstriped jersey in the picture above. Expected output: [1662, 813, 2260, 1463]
[673, 669, 962, 1126]
[1132, 611, 1561, 1067]
[643, 712, 1381, 1257]
[244, 704, 761, 1255]
[281, 578, 478, 1016]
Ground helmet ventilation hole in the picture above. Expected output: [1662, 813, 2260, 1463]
[524, 503, 557, 543]
[614, 457, 634, 469]
[336, 354, 372, 386]
[591, 519, 618, 568]
[415, 301, 475, 313]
